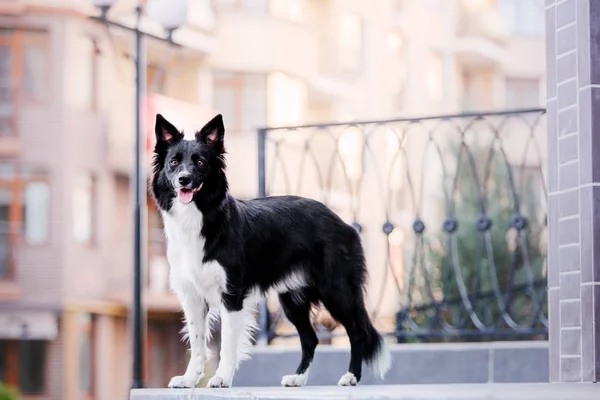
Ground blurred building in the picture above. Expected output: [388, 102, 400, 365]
[0, 0, 545, 399]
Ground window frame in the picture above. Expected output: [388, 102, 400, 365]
[499, 0, 545, 38]
[0, 28, 21, 139]
[77, 314, 95, 400]
[505, 77, 541, 109]
[19, 29, 51, 104]
[213, 71, 267, 133]
[72, 171, 96, 247]
[215, 0, 269, 13]
[78, 36, 99, 112]
[335, 12, 365, 73]
[0, 163, 50, 282]
[146, 62, 168, 96]
[0, 27, 51, 139]
[0, 340, 48, 396]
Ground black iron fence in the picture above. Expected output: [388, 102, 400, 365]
[257, 108, 548, 343]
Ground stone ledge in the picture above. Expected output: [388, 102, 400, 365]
[131, 383, 599, 400]
[233, 342, 549, 386]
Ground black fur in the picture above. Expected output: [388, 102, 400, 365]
[150, 113, 387, 383]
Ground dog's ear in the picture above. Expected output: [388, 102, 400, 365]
[155, 114, 183, 147]
[196, 114, 225, 152]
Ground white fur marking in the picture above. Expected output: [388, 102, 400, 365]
[271, 270, 307, 294]
[161, 200, 228, 388]
[369, 340, 392, 380]
[281, 368, 310, 387]
[168, 374, 197, 388]
[209, 299, 258, 388]
[206, 375, 228, 388]
[338, 372, 357, 386]
[162, 202, 227, 308]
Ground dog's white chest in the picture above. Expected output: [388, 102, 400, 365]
[161, 202, 227, 307]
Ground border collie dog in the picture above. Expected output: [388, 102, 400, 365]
[151, 113, 391, 389]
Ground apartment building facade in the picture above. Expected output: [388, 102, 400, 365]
[0, 0, 545, 399]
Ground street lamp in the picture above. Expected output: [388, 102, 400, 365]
[89, 0, 188, 389]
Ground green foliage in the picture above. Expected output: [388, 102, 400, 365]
[400, 143, 547, 341]
[0, 382, 20, 400]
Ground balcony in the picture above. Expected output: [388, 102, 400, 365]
[455, 3, 507, 68]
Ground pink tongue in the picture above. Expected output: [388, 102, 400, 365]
[177, 189, 194, 204]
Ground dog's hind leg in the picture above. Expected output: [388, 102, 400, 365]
[279, 290, 318, 387]
[321, 289, 391, 386]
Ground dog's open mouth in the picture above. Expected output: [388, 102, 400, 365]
[177, 184, 202, 205]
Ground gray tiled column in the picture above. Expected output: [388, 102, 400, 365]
[546, 0, 600, 383]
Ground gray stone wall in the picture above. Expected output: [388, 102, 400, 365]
[232, 342, 548, 386]
[545, 0, 600, 383]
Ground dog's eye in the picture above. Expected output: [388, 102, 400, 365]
[170, 159, 179, 166]
[197, 160, 205, 167]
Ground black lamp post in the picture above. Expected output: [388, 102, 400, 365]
[89, 0, 187, 389]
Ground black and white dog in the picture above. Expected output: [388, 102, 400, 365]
[150, 114, 391, 388]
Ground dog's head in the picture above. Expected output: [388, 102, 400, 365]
[152, 113, 226, 205]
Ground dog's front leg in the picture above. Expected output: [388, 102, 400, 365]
[168, 297, 210, 388]
[206, 302, 256, 388]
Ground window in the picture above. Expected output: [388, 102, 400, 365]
[387, 30, 408, 108]
[0, 340, 47, 395]
[216, 0, 268, 12]
[147, 63, 167, 95]
[0, 29, 16, 137]
[0, 28, 49, 137]
[505, 78, 540, 108]
[21, 30, 49, 100]
[0, 163, 49, 280]
[77, 314, 94, 396]
[427, 0, 445, 10]
[23, 181, 50, 244]
[73, 172, 95, 244]
[267, 72, 306, 127]
[393, 0, 404, 13]
[0, 189, 10, 279]
[74, 37, 99, 110]
[336, 13, 363, 72]
[213, 72, 267, 132]
[426, 52, 445, 102]
[269, 0, 303, 21]
[499, 0, 544, 37]
[147, 322, 168, 388]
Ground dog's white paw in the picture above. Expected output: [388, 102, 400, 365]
[281, 372, 308, 387]
[168, 374, 198, 388]
[337, 372, 357, 386]
[206, 375, 229, 388]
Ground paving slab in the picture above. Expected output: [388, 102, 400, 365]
[131, 383, 599, 400]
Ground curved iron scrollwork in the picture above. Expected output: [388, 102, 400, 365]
[257, 109, 548, 343]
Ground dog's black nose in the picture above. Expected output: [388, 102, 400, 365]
[178, 175, 191, 186]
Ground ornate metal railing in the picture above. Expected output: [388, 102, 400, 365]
[257, 109, 548, 343]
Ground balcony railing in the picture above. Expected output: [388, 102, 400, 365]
[257, 108, 548, 343]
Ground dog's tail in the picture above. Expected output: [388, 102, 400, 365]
[359, 310, 392, 379]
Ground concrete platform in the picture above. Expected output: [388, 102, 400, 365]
[131, 383, 599, 400]
[233, 342, 549, 386]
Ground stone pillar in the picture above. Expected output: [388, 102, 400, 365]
[546, 0, 599, 383]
